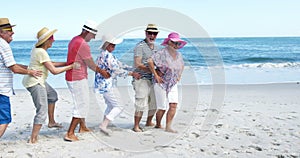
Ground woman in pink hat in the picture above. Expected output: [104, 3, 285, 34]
[148, 32, 187, 133]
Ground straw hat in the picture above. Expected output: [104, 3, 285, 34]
[99, 34, 123, 49]
[0, 18, 16, 29]
[145, 24, 159, 32]
[161, 32, 187, 49]
[35, 27, 57, 47]
[82, 20, 98, 34]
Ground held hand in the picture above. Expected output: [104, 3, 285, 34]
[29, 70, 42, 78]
[155, 69, 163, 77]
[154, 74, 164, 83]
[73, 62, 81, 69]
[100, 69, 111, 79]
[132, 72, 141, 80]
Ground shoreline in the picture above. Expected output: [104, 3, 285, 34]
[1, 83, 299, 157]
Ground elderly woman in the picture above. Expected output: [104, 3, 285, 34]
[22, 27, 74, 143]
[94, 34, 140, 135]
[148, 32, 186, 133]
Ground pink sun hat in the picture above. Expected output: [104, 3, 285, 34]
[161, 32, 187, 49]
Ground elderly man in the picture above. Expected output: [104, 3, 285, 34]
[0, 18, 41, 138]
[64, 20, 110, 141]
[132, 24, 159, 132]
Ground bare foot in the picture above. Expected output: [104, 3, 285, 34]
[48, 122, 63, 128]
[79, 127, 92, 133]
[28, 137, 38, 144]
[132, 127, 143, 132]
[165, 128, 178, 133]
[64, 134, 79, 142]
[154, 125, 163, 129]
[99, 126, 110, 136]
[145, 122, 155, 127]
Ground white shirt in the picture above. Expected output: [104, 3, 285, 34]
[0, 38, 16, 96]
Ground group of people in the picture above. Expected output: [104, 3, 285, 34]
[0, 18, 187, 143]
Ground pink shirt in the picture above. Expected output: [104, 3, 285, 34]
[65, 36, 92, 81]
[151, 48, 184, 92]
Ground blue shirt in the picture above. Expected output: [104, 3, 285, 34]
[94, 50, 133, 94]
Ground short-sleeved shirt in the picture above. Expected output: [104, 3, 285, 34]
[94, 49, 133, 94]
[133, 40, 158, 80]
[65, 36, 92, 81]
[151, 48, 184, 93]
[0, 38, 16, 96]
[22, 48, 51, 88]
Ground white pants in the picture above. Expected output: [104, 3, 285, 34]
[96, 88, 124, 121]
[67, 79, 89, 118]
[154, 83, 178, 110]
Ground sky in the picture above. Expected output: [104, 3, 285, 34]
[3, 0, 300, 40]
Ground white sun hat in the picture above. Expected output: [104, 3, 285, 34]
[99, 34, 123, 49]
[82, 20, 98, 34]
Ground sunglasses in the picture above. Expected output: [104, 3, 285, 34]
[147, 31, 158, 36]
[171, 40, 181, 46]
[2, 27, 13, 32]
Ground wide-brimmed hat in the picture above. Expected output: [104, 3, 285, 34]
[35, 27, 57, 47]
[99, 34, 123, 49]
[82, 20, 98, 35]
[161, 32, 187, 49]
[0, 18, 16, 29]
[145, 24, 159, 32]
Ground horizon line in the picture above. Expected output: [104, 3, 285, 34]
[12, 35, 300, 42]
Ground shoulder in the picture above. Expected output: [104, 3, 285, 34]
[33, 48, 47, 54]
[69, 36, 86, 46]
[0, 38, 10, 50]
[157, 48, 166, 54]
[135, 40, 147, 48]
[177, 51, 183, 58]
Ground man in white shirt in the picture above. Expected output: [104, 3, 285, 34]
[0, 18, 41, 138]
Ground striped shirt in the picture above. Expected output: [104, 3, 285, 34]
[133, 40, 158, 80]
[0, 38, 16, 96]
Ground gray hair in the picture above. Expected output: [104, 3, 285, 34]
[101, 41, 110, 50]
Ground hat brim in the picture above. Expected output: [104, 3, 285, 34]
[99, 38, 123, 49]
[35, 29, 57, 47]
[0, 24, 16, 29]
[145, 29, 159, 32]
[161, 38, 187, 49]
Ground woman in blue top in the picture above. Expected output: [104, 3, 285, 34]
[94, 34, 140, 135]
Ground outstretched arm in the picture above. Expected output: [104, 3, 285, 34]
[43, 61, 73, 75]
[83, 57, 111, 79]
[134, 56, 151, 73]
[9, 64, 42, 78]
[148, 58, 163, 83]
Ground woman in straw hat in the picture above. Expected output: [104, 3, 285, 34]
[22, 27, 74, 143]
[148, 32, 187, 133]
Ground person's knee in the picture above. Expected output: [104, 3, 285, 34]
[169, 103, 177, 109]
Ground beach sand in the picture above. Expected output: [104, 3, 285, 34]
[0, 83, 300, 157]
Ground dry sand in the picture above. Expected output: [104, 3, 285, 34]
[0, 83, 299, 158]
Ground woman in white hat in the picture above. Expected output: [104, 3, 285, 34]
[148, 32, 187, 133]
[94, 34, 140, 135]
[22, 27, 74, 143]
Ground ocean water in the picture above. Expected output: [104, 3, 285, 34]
[11, 37, 300, 89]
